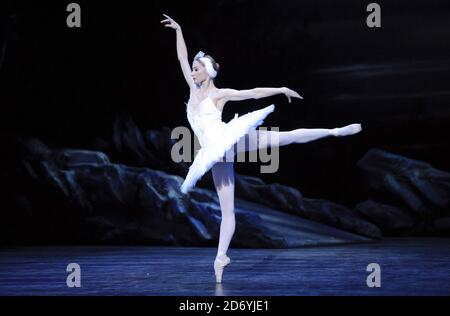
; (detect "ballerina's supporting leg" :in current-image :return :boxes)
[211,161,235,283]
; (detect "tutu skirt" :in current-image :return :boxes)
[180,103,275,193]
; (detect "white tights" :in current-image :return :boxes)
[211,124,361,257]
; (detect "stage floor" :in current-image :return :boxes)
[1,238,449,296]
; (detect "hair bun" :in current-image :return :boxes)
[216,63,220,71]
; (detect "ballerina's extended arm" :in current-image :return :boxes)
[217,87,303,104]
[160,14,195,90]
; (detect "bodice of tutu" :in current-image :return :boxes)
[186,96,227,148]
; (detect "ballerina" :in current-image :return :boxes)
[161,14,362,283]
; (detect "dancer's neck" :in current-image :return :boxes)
[197,79,216,95]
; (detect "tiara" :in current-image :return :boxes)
[194,51,205,60]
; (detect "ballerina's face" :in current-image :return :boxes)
[191,59,209,84]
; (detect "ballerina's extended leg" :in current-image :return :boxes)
[234,123,362,152]
[211,161,235,283]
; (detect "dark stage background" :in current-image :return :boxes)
[1,0,450,214]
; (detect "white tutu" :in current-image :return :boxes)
[180,96,275,194]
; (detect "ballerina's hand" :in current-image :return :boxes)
[281,87,303,103]
[160,14,180,30]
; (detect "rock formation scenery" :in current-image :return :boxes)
[2,113,449,247]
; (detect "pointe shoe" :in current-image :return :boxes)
[330,123,362,137]
[214,254,231,283]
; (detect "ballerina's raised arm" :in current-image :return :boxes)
[160,14,195,91]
